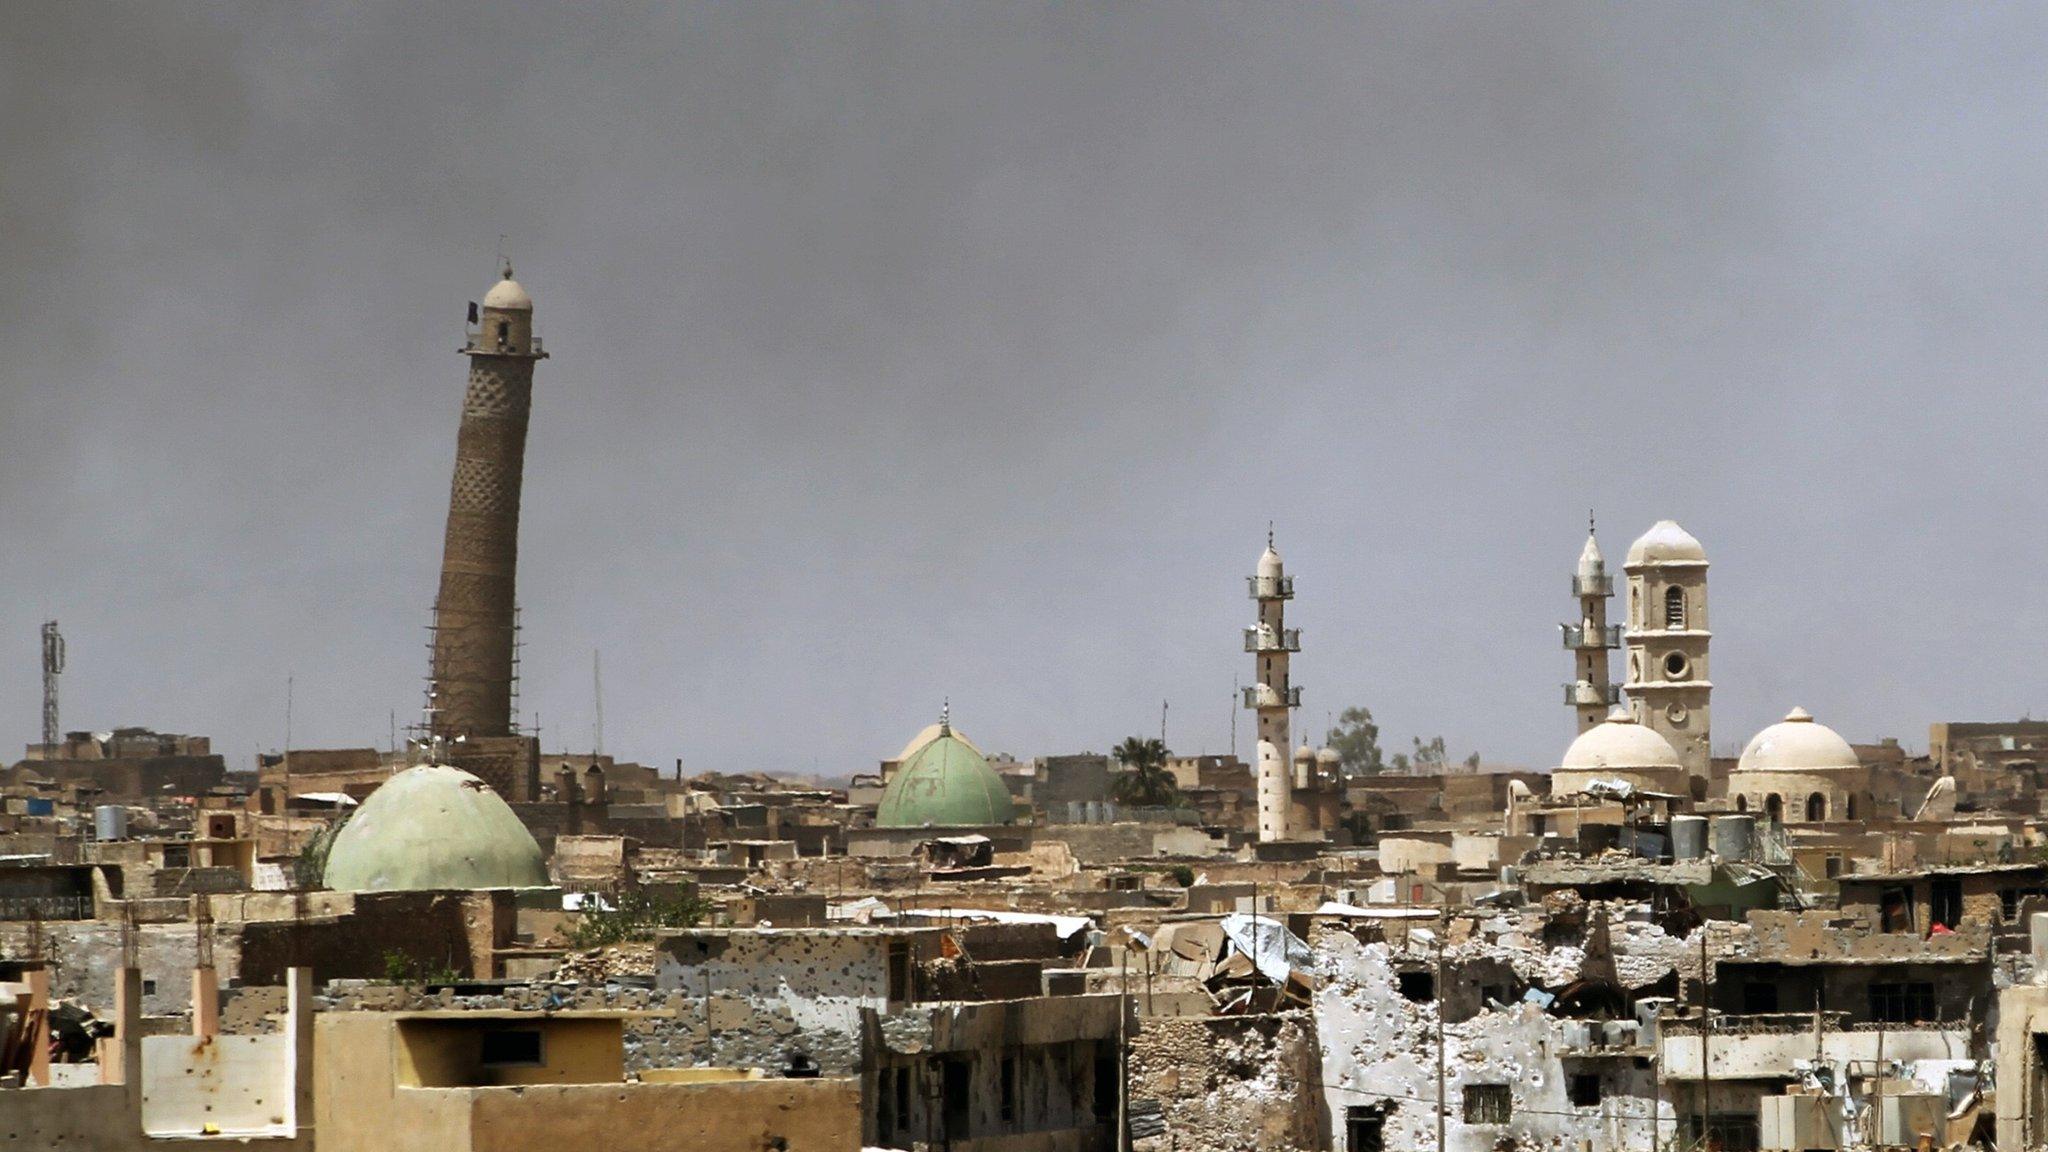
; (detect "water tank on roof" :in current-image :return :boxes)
[1712,814,1755,862]
[94,804,129,842]
[1671,815,1708,861]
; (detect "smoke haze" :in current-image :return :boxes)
[3,4,2045,772]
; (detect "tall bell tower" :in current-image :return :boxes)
[1623,520,1711,781]
[425,264,547,796]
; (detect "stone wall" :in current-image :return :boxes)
[238,890,511,985]
[1129,1012,1322,1152]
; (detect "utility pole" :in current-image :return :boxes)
[283,673,294,825]
[1118,946,1130,1152]
[593,650,605,758]
[1700,924,1713,1151]
[1229,676,1238,761]
[1435,928,1447,1152]
[1159,699,1168,747]
[39,621,63,753]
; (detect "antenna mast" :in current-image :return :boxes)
[1230,675,1238,760]
[592,650,604,757]
[39,621,64,753]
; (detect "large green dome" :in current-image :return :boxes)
[322,764,548,891]
[876,731,1017,828]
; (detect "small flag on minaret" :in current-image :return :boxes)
[467,301,479,325]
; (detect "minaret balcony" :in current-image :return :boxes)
[1573,574,1614,597]
[1243,627,1301,653]
[463,331,547,357]
[1560,624,1622,650]
[1246,575,1294,600]
[1563,681,1620,707]
[1243,684,1302,709]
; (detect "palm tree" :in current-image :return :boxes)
[1111,736,1180,808]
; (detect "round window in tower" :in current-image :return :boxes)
[1663,652,1690,681]
[1666,703,1689,727]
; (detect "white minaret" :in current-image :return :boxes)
[1562,517,1620,734]
[1243,528,1299,842]
[1624,520,1712,780]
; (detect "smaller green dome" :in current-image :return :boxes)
[322,764,548,892]
[877,733,1017,828]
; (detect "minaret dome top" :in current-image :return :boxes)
[482,264,533,311]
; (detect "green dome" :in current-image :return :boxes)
[876,733,1017,828]
[322,764,548,892]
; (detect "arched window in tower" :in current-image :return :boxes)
[497,320,510,347]
[1735,794,1748,813]
[1664,586,1686,629]
[1805,792,1827,822]
[1765,794,1783,824]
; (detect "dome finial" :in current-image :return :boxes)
[939,698,951,737]
[1589,508,1596,537]
[1267,520,1274,550]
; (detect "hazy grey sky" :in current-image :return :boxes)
[5,3,2046,776]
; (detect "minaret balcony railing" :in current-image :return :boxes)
[1243,627,1301,653]
[463,332,546,356]
[1247,575,1294,600]
[1573,574,1614,597]
[1243,684,1302,709]
[1560,624,1622,649]
[1563,681,1621,707]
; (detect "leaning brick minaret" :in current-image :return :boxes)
[425,264,546,793]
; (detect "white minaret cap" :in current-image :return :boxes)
[1578,530,1605,579]
[1257,544,1283,579]
[1293,740,1316,764]
[482,264,533,311]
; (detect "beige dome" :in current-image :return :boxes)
[1257,544,1283,578]
[1625,520,1705,567]
[482,268,532,311]
[1560,709,1683,772]
[1316,746,1342,766]
[1293,741,1316,764]
[1736,707,1857,772]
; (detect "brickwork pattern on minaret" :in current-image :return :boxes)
[429,342,537,740]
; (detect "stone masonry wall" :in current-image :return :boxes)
[1129,1011,1323,1152]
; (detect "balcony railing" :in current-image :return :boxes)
[463,332,547,356]
[1244,627,1301,653]
[1246,575,1294,600]
[1563,681,1620,707]
[1573,574,1614,597]
[1560,623,1622,649]
[1242,684,1302,709]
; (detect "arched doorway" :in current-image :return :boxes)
[1805,792,1826,822]
[1765,794,1783,824]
